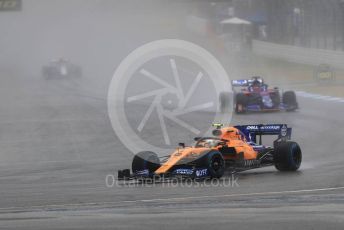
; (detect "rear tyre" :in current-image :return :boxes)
[204,151,225,178]
[283,91,298,111]
[274,142,302,171]
[235,93,248,114]
[132,151,160,175]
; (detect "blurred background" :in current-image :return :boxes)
[1,2,344,229]
[1,0,344,95]
[1,0,344,164]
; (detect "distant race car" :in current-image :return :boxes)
[220,76,298,113]
[42,58,82,79]
[118,123,302,180]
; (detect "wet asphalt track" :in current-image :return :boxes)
[0,75,344,230]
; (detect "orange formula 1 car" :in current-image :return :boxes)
[118,124,302,180]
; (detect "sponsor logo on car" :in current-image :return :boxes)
[174,168,194,175]
[246,125,259,130]
[195,168,208,177]
[135,169,149,176]
[232,79,248,86]
[261,125,280,130]
[244,160,259,167]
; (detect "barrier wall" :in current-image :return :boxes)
[252,40,344,69]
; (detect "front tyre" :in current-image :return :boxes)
[235,93,248,114]
[283,91,298,111]
[274,142,302,171]
[205,151,225,178]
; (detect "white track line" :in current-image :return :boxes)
[326,97,342,101]
[296,91,344,103]
[128,186,344,203]
[0,186,344,212]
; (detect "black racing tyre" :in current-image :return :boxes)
[274,142,302,171]
[235,93,248,114]
[132,151,160,175]
[219,92,231,113]
[203,151,225,178]
[283,91,298,111]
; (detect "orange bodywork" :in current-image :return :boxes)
[155,126,258,174]
[155,147,208,174]
[219,126,258,160]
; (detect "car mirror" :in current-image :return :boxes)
[194,137,201,141]
[178,143,185,148]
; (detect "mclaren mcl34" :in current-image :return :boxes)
[118,123,302,180]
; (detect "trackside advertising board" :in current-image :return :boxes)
[0,0,21,11]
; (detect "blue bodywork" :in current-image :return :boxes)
[231,78,298,113]
[245,103,296,112]
[235,124,292,144]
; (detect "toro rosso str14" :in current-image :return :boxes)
[220,77,299,113]
[118,123,302,180]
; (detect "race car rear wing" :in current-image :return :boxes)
[234,124,292,144]
[231,77,263,87]
[232,79,249,87]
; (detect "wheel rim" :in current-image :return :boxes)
[211,156,223,172]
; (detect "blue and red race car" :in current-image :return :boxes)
[220,77,298,113]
